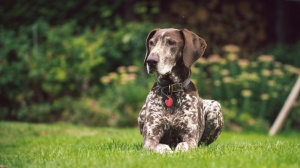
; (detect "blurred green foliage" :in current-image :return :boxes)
[191,46,299,130]
[0,17,299,130]
[257,43,300,68]
[0,20,168,124]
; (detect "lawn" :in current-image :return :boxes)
[0,122,299,168]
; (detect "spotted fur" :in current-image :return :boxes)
[138,28,224,153]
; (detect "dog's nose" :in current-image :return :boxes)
[147,55,158,67]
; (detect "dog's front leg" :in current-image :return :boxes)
[175,138,198,152]
[174,111,203,152]
[144,138,173,154]
[175,125,201,152]
[142,120,173,154]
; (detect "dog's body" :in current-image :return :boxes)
[138,28,223,153]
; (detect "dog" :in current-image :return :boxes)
[138,28,224,153]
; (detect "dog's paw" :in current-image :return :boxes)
[175,142,190,152]
[175,141,198,152]
[155,144,173,154]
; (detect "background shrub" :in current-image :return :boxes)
[256,43,300,68]
[1,19,299,130]
[191,45,299,130]
[0,20,168,123]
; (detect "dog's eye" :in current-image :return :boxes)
[166,39,176,46]
[149,40,155,46]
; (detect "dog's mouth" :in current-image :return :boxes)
[146,55,158,74]
[146,55,175,75]
[146,64,156,74]
[147,67,156,74]
[146,64,172,76]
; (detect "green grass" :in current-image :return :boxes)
[0,122,299,168]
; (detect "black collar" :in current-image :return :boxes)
[154,78,191,109]
[156,78,190,94]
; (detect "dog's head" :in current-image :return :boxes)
[144,28,207,75]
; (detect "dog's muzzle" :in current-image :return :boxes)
[146,55,158,73]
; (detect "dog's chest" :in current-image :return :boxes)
[145,90,200,127]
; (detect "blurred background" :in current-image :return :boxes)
[0,0,299,131]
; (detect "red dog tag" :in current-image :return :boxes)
[165,96,173,107]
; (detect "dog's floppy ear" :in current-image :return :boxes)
[144,28,159,66]
[180,29,207,69]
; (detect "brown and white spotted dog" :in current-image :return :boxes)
[138,28,224,154]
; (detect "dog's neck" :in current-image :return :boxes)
[156,61,190,86]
